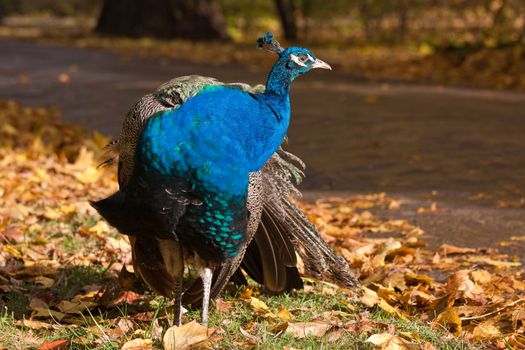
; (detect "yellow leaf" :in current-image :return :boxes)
[88,220,110,235]
[32,308,68,321]
[405,272,433,286]
[121,338,152,350]
[465,256,521,268]
[163,320,211,350]
[43,207,61,220]
[470,269,492,285]
[285,321,331,339]
[18,319,53,330]
[435,307,462,336]
[250,297,275,317]
[277,307,292,321]
[361,287,380,307]
[366,333,415,349]
[56,300,96,314]
[14,260,59,277]
[74,167,101,184]
[3,244,22,258]
[378,299,409,320]
[472,319,501,340]
[239,287,253,300]
[33,276,55,288]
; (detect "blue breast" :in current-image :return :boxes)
[138,85,290,196]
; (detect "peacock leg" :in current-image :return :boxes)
[200,266,213,327]
[173,275,183,326]
[157,239,185,326]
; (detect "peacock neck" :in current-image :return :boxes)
[264,62,292,98]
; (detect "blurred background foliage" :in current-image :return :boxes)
[1,0,524,47]
[0,0,524,89]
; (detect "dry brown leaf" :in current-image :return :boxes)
[32,308,69,321]
[33,276,55,288]
[121,338,153,350]
[38,339,69,350]
[57,73,70,84]
[361,287,380,307]
[377,299,409,320]
[18,319,54,330]
[163,320,211,350]
[439,244,476,255]
[277,307,293,321]
[435,307,462,336]
[366,333,415,349]
[248,296,271,315]
[465,256,522,268]
[56,300,97,314]
[472,319,501,340]
[215,298,231,313]
[469,269,492,285]
[285,321,332,339]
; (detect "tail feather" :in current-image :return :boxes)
[130,236,176,297]
[261,149,358,289]
[97,138,120,169]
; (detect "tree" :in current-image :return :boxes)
[274,0,298,41]
[95,0,230,41]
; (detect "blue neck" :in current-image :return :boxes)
[264,61,291,97]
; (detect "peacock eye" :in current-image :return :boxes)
[298,54,308,63]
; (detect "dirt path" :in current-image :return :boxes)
[1,39,524,256]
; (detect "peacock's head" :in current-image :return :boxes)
[257,32,331,81]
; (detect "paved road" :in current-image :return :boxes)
[1,39,524,255]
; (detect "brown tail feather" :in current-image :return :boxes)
[130,236,176,297]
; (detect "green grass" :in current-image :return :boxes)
[180,284,476,350]
[0,279,478,350]
[51,265,107,300]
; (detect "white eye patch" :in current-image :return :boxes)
[306,54,315,62]
[290,53,307,67]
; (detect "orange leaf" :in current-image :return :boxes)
[38,339,69,350]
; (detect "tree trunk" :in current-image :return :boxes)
[359,0,371,39]
[397,0,410,42]
[274,0,298,41]
[96,0,229,41]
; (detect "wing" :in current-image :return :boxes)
[99,75,264,187]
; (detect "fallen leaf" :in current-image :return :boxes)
[18,319,53,330]
[32,308,68,321]
[285,321,332,339]
[215,298,231,313]
[366,333,415,349]
[38,339,69,350]
[33,276,55,288]
[361,287,380,307]
[439,244,476,255]
[248,296,270,314]
[163,320,211,350]
[435,307,462,336]
[121,338,152,350]
[56,300,97,314]
[277,307,293,321]
[57,73,70,84]
[472,319,501,340]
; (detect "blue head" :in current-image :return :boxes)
[257,32,331,94]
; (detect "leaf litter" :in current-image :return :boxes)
[0,100,523,349]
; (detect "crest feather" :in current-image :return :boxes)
[257,32,284,55]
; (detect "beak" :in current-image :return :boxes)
[312,58,332,70]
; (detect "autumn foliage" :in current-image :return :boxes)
[0,100,524,349]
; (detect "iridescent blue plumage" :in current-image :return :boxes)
[140,85,290,196]
[92,32,332,326]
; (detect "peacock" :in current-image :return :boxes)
[92,33,357,326]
